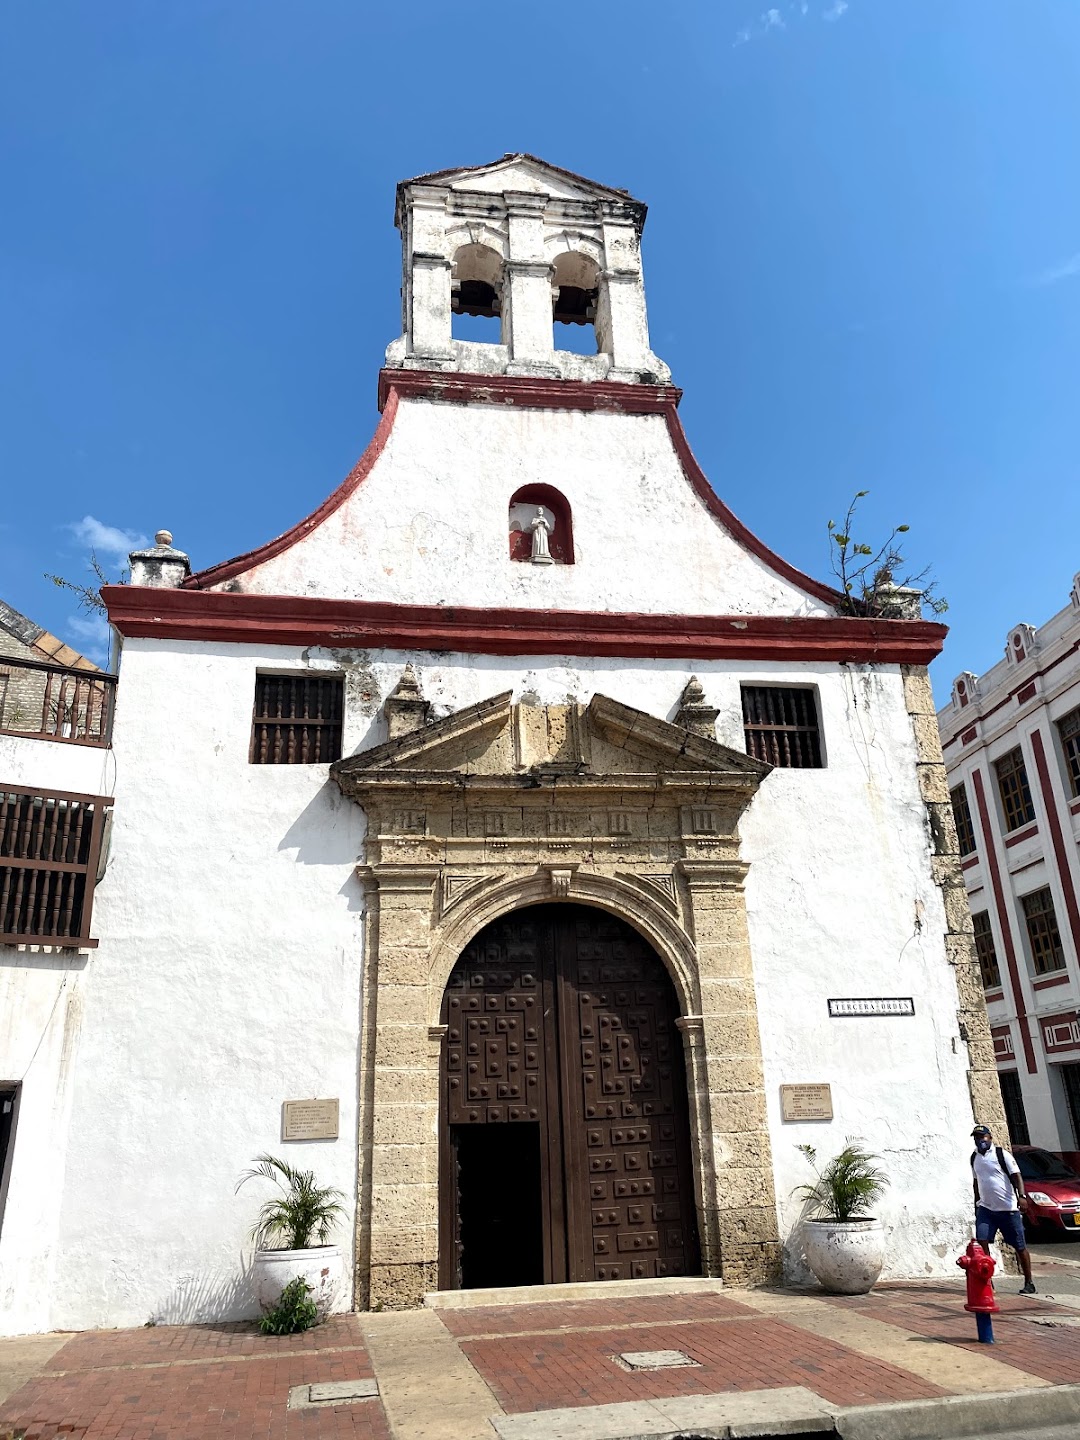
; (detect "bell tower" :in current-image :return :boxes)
[385,153,671,386]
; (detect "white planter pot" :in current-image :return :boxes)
[252,1245,345,1318]
[801,1218,885,1295]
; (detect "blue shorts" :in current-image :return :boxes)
[976,1205,1027,1251]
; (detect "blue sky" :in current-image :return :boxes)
[3,1,1079,701]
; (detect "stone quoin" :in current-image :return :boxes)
[0,154,998,1332]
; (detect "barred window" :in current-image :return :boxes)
[998,1071,1030,1148]
[951,784,977,857]
[994,747,1035,832]
[250,674,344,765]
[1022,887,1066,976]
[741,687,823,769]
[1058,708,1080,799]
[0,786,109,946]
[972,910,1001,990]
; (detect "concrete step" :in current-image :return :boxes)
[423,1275,725,1310]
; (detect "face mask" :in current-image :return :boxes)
[976,1139,992,1153]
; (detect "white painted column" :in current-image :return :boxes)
[503,193,557,377]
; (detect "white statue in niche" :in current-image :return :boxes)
[529,507,554,565]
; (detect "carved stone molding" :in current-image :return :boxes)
[332,688,781,1308]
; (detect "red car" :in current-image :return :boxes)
[1013,1146,1080,1236]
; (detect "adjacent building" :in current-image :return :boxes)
[2,156,1003,1334]
[939,582,1080,1159]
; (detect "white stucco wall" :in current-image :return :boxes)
[1,636,976,1332]
[0,732,115,1332]
[209,399,832,620]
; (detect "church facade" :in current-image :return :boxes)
[1,157,1002,1332]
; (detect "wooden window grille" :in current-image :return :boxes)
[994,747,1035,832]
[1058,707,1080,799]
[951,784,976,857]
[250,674,344,765]
[741,686,823,768]
[0,786,109,947]
[997,1070,1030,1148]
[972,910,1001,990]
[1021,887,1065,976]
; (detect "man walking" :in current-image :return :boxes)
[971,1124,1036,1295]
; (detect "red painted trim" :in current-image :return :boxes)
[961,854,979,871]
[1004,823,1039,848]
[185,369,852,612]
[1033,973,1070,990]
[1016,681,1037,705]
[377,371,848,607]
[1069,797,1080,817]
[1030,727,1080,962]
[101,587,947,663]
[942,637,1080,750]
[972,767,1038,1073]
[961,726,978,746]
[376,368,677,416]
[182,389,400,591]
[985,989,1005,1003]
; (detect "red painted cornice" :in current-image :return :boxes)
[182,369,847,610]
[102,586,947,664]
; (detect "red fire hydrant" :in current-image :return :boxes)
[957,1239,999,1343]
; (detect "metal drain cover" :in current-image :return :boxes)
[617,1349,699,1370]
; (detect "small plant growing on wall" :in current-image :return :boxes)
[258,1275,319,1335]
[828,492,947,619]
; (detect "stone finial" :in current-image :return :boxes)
[384,664,432,739]
[128,530,191,589]
[675,676,720,739]
[873,583,923,620]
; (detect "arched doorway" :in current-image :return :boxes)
[438,903,700,1290]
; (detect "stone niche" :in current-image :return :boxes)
[330,680,781,1309]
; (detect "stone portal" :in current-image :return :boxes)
[331,683,782,1309]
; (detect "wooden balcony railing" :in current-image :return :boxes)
[0,785,111,948]
[0,655,116,747]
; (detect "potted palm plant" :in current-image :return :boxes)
[237,1154,347,1319]
[794,1140,888,1294]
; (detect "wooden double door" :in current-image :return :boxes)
[439,904,699,1290]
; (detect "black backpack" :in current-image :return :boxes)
[970,1146,1010,1182]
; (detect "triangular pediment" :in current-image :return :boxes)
[330,691,769,798]
[401,153,640,206]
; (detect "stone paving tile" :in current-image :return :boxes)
[438,1291,751,1339]
[459,1314,945,1413]
[0,1323,388,1440]
[822,1284,1080,1389]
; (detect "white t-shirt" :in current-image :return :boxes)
[973,1147,1021,1211]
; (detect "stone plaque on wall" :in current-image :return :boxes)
[282,1098,340,1141]
[780,1084,833,1122]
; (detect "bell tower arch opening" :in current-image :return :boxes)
[438,902,700,1292]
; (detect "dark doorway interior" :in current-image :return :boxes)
[1061,1064,1080,1148]
[0,1085,20,1239]
[455,1122,544,1290]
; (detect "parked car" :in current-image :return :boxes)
[1013,1146,1080,1236]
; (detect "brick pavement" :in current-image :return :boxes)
[451,1308,945,1413]
[0,1316,390,1440]
[3,1278,1079,1440]
[822,1283,1080,1388]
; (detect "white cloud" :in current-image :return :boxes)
[734,0,848,45]
[68,515,149,566]
[1032,252,1080,287]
